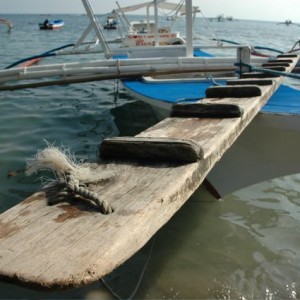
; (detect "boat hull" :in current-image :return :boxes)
[122,78,300,116]
[39,20,64,30]
[103,25,117,30]
[123,32,184,47]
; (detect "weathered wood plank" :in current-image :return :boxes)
[261,63,290,67]
[241,72,280,78]
[227,79,274,86]
[100,137,203,163]
[205,85,262,98]
[170,103,243,118]
[269,59,293,63]
[277,54,298,58]
[0,55,298,290]
[259,66,287,71]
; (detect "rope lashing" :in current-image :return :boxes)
[44,170,114,214]
[26,144,114,214]
[235,62,300,80]
[64,171,114,214]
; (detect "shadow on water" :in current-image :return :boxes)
[110,100,161,137]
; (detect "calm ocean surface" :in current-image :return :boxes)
[0,13,300,299]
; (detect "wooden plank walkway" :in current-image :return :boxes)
[0,54,298,289]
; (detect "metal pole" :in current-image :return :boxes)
[185,0,193,57]
[154,0,159,46]
[81,0,111,58]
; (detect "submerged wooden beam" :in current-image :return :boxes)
[0,55,298,290]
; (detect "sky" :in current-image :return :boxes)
[1,0,300,23]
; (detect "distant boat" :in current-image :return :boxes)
[278,19,292,26]
[111,1,200,47]
[209,14,233,22]
[39,19,64,30]
[277,20,300,27]
[103,16,117,30]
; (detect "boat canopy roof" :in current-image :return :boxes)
[113,0,200,15]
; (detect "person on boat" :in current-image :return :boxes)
[105,17,116,28]
[43,19,49,28]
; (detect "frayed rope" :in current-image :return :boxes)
[26,142,114,214]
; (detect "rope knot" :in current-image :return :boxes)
[26,144,114,214]
[63,170,114,214]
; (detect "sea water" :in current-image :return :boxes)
[0,14,299,299]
